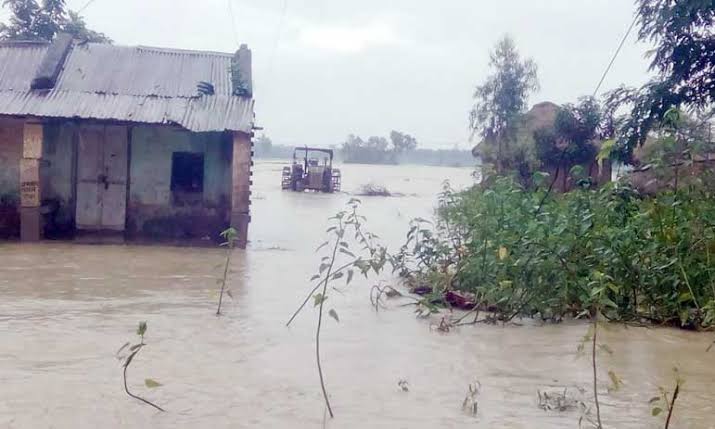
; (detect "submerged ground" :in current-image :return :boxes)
[0,161,713,428]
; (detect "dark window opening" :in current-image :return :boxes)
[171,152,204,205]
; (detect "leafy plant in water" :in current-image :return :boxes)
[397,173,715,329]
[287,199,390,418]
[649,368,683,429]
[216,227,237,316]
[462,381,481,416]
[116,321,165,412]
[537,387,584,412]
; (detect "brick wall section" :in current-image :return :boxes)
[231,131,252,248]
[0,118,23,201]
[0,118,23,237]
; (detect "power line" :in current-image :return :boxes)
[593,14,639,97]
[227,0,240,48]
[76,0,98,14]
[266,0,289,80]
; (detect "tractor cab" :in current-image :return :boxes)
[282,147,341,193]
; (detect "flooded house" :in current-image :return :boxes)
[0,34,254,247]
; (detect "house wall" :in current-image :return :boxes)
[0,117,23,237]
[41,121,77,236]
[127,125,232,240]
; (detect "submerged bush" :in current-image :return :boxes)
[397,177,715,329]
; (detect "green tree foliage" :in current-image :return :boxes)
[396,177,715,329]
[0,0,111,42]
[470,35,539,174]
[534,97,603,168]
[606,0,714,162]
[389,130,417,154]
[341,131,418,164]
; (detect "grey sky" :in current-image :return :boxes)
[3,1,653,148]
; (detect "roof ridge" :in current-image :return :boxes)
[134,45,233,57]
[0,40,49,47]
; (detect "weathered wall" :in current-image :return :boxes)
[41,121,77,236]
[127,125,232,240]
[0,117,22,237]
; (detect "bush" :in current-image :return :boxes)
[396,177,715,328]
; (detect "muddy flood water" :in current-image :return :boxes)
[1,161,713,428]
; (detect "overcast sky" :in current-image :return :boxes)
[3,1,653,148]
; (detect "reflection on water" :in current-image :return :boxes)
[0,161,713,428]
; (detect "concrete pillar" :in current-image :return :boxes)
[231,131,253,248]
[20,122,43,241]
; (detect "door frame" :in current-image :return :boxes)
[73,122,130,232]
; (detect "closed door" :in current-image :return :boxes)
[76,125,128,231]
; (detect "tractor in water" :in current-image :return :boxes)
[281,147,341,193]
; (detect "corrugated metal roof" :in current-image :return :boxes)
[0,41,253,132]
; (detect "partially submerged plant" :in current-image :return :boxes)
[369,283,402,312]
[536,388,584,412]
[462,381,481,416]
[358,183,391,197]
[287,199,390,418]
[116,321,165,412]
[216,227,238,316]
[649,368,683,429]
[575,277,625,429]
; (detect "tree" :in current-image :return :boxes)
[606,0,714,162]
[532,97,605,190]
[470,35,539,174]
[389,130,418,154]
[0,0,111,43]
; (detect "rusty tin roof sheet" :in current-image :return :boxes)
[0,41,253,133]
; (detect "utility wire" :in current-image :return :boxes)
[266,0,289,80]
[227,0,240,48]
[593,14,639,97]
[76,0,98,14]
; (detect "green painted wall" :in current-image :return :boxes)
[128,125,232,239]
[0,118,22,204]
[0,118,22,237]
[42,121,77,234]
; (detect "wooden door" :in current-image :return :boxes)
[75,125,128,231]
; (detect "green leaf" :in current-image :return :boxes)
[677,292,693,303]
[332,272,344,280]
[346,269,354,285]
[316,241,329,252]
[679,309,691,326]
[310,274,321,281]
[652,407,663,416]
[313,293,327,307]
[339,248,356,258]
[648,396,661,404]
[136,321,147,337]
[144,378,162,388]
[598,344,614,355]
[328,309,339,322]
[597,139,616,168]
[319,263,330,273]
[226,289,233,299]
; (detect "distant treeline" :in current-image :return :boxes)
[253,133,475,167]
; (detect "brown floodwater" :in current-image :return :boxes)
[0,161,713,428]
